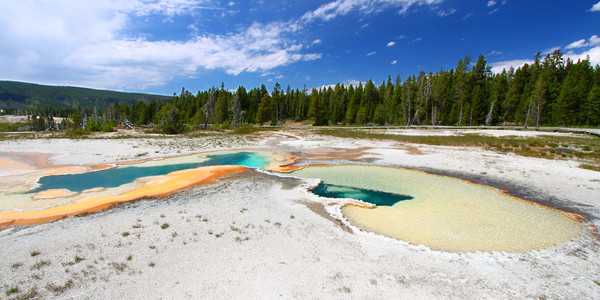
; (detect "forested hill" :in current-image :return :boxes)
[0,81,172,112]
[2,50,600,134]
[151,51,599,133]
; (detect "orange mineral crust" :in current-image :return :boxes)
[0,165,246,228]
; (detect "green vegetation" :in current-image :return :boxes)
[0,122,27,132]
[160,223,169,229]
[0,80,170,111]
[2,50,598,135]
[128,51,600,131]
[30,250,40,257]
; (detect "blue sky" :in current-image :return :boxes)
[1,0,599,95]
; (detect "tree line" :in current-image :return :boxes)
[15,50,600,133]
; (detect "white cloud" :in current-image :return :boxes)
[489,59,533,73]
[564,46,600,66]
[312,39,322,45]
[491,36,600,74]
[391,60,398,64]
[301,0,444,22]
[315,79,365,90]
[367,51,376,56]
[590,1,600,12]
[0,0,321,90]
[462,12,473,20]
[565,39,588,49]
[0,0,446,91]
[489,8,499,14]
[487,1,496,6]
[387,41,396,47]
[542,46,561,55]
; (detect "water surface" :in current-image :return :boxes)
[310,182,412,206]
[292,165,581,253]
[31,152,271,193]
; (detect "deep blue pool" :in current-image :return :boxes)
[310,182,412,206]
[31,152,271,193]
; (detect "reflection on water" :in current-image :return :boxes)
[31,152,271,193]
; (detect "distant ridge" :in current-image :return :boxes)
[0,81,172,110]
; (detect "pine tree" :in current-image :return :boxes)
[256,94,271,125]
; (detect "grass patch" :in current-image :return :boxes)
[31,260,51,270]
[45,279,73,295]
[230,126,279,135]
[160,223,169,229]
[11,262,23,269]
[580,164,600,172]
[109,262,127,272]
[14,287,39,300]
[148,262,155,267]
[30,250,41,257]
[6,286,19,296]
[121,231,130,237]
[317,129,600,163]
[0,122,27,132]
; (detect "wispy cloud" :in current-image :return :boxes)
[387,41,396,47]
[408,37,422,44]
[391,60,398,64]
[437,8,456,17]
[487,1,496,7]
[367,51,377,56]
[463,12,473,20]
[590,1,600,12]
[301,0,444,22]
[489,8,499,14]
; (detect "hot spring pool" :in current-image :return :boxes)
[31,151,272,193]
[291,165,581,253]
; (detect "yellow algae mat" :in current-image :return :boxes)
[291,165,581,253]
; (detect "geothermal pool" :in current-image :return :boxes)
[0,150,583,253]
[31,152,272,193]
[292,165,582,253]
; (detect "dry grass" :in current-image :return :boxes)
[317,129,600,167]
